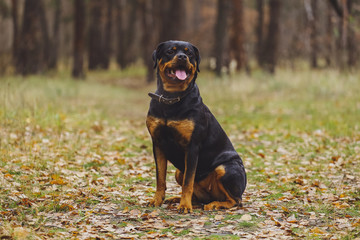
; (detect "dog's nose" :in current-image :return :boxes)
[177,53,188,62]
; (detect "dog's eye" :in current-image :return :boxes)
[167,50,175,55]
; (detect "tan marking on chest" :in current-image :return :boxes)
[167,119,195,143]
[146,116,195,143]
[146,115,165,137]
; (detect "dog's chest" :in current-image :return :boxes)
[146,115,194,147]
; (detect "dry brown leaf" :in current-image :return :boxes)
[129,209,141,217]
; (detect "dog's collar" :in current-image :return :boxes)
[148,93,181,105]
[148,88,193,105]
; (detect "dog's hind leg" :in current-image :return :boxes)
[203,162,246,210]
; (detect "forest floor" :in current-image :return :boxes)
[0,68,360,239]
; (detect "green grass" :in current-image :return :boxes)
[238,221,256,228]
[0,67,359,239]
[201,69,360,137]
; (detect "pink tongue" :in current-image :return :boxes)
[175,70,187,80]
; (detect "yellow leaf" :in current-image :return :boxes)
[311,227,325,234]
[117,158,126,165]
[281,206,289,213]
[59,204,75,212]
[352,219,360,227]
[4,173,12,178]
[50,174,67,185]
[13,227,30,239]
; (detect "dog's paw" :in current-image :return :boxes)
[204,200,234,211]
[177,199,193,213]
[204,202,224,211]
[177,204,192,213]
[164,196,181,204]
[204,203,216,211]
[147,196,164,207]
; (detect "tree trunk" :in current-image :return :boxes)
[16,0,44,75]
[140,0,155,83]
[103,0,114,69]
[230,0,246,71]
[116,0,126,69]
[72,0,86,79]
[346,29,356,67]
[325,1,333,67]
[124,0,138,67]
[328,0,343,18]
[256,0,264,67]
[88,0,104,70]
[48,0,61,70]
[305,0,318,68]
[346,0,357,67]
[11,0,19,63]
[328,0,358,68]
[159,0,185,42]
[262,0,282,74]
[152,0,161,43]
[38,0,50,70]
[193,0,201,32]
[116,0,138,68]
[214,0,230,76]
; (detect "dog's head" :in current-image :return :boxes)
[152,41,201,92]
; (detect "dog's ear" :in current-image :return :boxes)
[152,42,165,69]
[192,44,201,72]
[152,50,157,69]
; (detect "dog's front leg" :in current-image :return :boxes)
[149,145,167,207]
[178,146,198,213]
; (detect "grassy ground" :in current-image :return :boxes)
[0,67,359,239]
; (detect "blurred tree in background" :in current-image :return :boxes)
[15,0,44,75]
[0,0,359,78]
[72,0,85,79]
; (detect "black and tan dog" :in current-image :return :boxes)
[146,40,246,213]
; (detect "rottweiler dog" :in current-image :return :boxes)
[146,40,246,213]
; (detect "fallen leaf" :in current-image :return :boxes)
[287,214,297,223]
[129,209,141,218]
[149,210,159,218]
[240,214,252,221]
[214,214,224,221]
[281,206,289,213]
[13,227,30,239]
[311,227,325,234]
[50,174,67,185]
